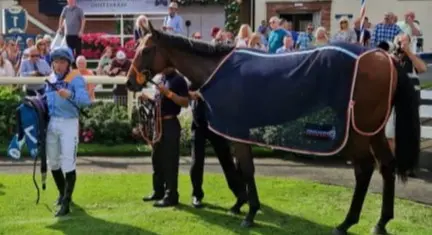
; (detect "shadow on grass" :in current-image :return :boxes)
[0,183,4,196]
[46,204,159,235]
[178,203,350,235]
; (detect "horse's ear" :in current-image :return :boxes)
[148,21,155,33]
[148,21,160,40]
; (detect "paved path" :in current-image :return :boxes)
[1,156,431,205]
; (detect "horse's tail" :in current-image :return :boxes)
[393,62,420,182]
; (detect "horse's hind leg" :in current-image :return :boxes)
[232,142,260,227]
[370,131,395,235]
[333,137,375,235]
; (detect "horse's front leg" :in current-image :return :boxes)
[232,142,261,228]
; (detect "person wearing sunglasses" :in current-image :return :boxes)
[332,17,357,44]
[19,46,51,96]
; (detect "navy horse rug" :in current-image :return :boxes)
[199,42,368,155]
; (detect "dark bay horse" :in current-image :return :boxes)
[126,24,420,235]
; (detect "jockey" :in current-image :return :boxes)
[46,46,91,217]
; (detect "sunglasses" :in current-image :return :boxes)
[30,54,40,57]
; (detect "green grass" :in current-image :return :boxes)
[0,174,431,235]
[0,143,277,157]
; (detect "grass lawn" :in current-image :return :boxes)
[0,174,431,235]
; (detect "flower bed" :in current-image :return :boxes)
[81,33,136,59]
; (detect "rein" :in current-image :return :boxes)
[135,94,162,146]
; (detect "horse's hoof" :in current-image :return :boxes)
[240,219,253,228]
[332,228,348,235]
[371,226,389,235]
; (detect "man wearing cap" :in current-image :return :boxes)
[108,50,131,105]
[162,2,183,34]
[46,46,91,217]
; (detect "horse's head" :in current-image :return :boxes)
[126,22,169,91]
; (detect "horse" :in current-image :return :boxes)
[125,23,420,235]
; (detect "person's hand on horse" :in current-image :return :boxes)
[188,91,200,100]
[57,89,71,99]
[157,84,172,97]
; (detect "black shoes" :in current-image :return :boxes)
[191,196,203,208]
[142,193,164,202]
[153,197,179,207]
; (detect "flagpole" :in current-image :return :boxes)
[359,0,366,45]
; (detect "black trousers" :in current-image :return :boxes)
[151,118,181,200]
[190,122,245,199]
[65,35,82,62]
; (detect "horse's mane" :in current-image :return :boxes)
[155,30,234,57]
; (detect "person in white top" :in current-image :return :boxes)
[0,56,15,76]
[235,24,252,48]
[396,11,421,53]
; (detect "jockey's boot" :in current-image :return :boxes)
[51,169,65,206]
[55,170,76,217]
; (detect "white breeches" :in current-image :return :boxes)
[46,117,79,173]
[385,108,395,139]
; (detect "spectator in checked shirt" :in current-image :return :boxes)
[296,23,315,50]
[370,12,402,47]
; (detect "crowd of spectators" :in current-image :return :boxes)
[0,3,425,104]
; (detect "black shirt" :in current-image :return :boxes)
[156,72,188,116]
[354,28,371,46]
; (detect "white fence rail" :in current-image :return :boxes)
[420,90,432,138]
[2,76,432,139]
[0,76,142,119]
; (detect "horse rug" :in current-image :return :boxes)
[8,96,49,160]
[199,42,368,155]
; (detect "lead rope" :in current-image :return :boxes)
[32,154,40,204]
[136,96,162,146]
[351,49,395,136]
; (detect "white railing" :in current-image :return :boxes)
[0,76,143,119]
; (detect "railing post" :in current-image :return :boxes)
[120,14,124,47]
[127,90,134,120]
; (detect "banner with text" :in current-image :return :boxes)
[77,0,170,14]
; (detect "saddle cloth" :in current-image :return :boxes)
[8,96,48,159]
[200,42,368,155]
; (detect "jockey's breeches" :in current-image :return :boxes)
[45,117,79,173]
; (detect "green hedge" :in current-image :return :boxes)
[0,86,279,157]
